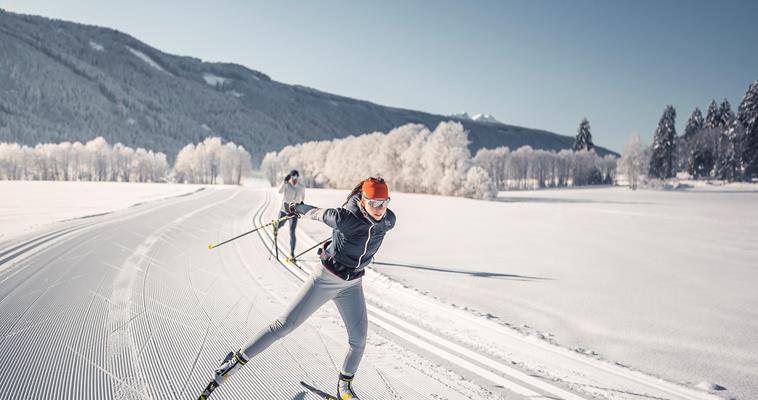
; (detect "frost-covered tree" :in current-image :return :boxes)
[376,124,424,192]
[617,133,647,189]
[219,143,252,185]
[86,137,110,181]
[459,166,497,199]
[398,127,432,193]
[649,105,677,179]
[737,80,758,179]
[421,121,472,196]
[258,121,615,197]
[573,118,595,151]
[473,146,510,189]
[172,137,251,184]
[0,137,171,182]
[174,143,197,183]
[258,122,498,199]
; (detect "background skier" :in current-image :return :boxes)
[277,169,305,259]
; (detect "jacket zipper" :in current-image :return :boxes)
[356,222,375,269]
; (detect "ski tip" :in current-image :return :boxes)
[207,244,213,250]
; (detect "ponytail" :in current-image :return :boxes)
[343,180,365,207]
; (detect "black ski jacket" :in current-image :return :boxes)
[295,195,395,274]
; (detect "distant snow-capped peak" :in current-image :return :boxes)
[472,113,501,124]
[449,112,501,124]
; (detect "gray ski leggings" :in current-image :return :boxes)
[277,209,298,256]
[241,263,368,375]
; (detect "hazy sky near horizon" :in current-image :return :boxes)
[4,0,758,152]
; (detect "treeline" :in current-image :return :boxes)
[0,136,252,185]
[261,121,616,200]
[621,80,758,186]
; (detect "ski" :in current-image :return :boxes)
[300,381,338,400]
[197,380,219,400]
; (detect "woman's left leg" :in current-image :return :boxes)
[333,281,368,375]
[333,281,368,399]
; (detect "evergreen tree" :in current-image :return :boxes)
[649,105,677,179]
[719,98,735,127]
[705,100,720,129]
[683,108,704,139]
[677,108,704,173]
[737,80,758,179]
[715,120,738,181]
[573,118,594,151]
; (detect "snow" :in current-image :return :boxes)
[449,111,502,124]
[290,185,758,400]
[0,181,212,241]
[88,40,104,51]
[227,90,243,97]
[472,113,501,124]
[202,73,228,86]
[4,179,755,399]
[667,179,758,192]
[125,46,167,73]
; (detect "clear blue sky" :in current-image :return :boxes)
[4,0,758,152]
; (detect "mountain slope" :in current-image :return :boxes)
[0,10,617,163]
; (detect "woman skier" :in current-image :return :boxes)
[277,169,306,259]
[199,177,396,400]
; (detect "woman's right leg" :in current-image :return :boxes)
[200,267,343,399]
[241,271,333,358]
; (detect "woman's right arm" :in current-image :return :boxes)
[292,203,343,229]
[278,174,291,194]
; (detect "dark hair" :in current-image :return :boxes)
[344,180,365,206]
[289,169,300,177]
[343,177,385,206]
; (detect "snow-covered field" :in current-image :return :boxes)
[0,181,211,241]
[294,184,758,400]
[2,179,756,399]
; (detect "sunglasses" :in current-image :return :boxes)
[365,198,391,208]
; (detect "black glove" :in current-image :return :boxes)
[283,174,291,183]
[285,202,299,216]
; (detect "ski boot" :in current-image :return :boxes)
[198,350,248,399]
[337,373,360,400]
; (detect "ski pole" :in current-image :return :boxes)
[286,237,330,263]
[208,215,296,250]
[272,219,280,260]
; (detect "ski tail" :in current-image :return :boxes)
[300,381,338,400]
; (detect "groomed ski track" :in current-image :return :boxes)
[0,183,724,400]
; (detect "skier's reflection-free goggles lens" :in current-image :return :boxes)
[365,198,391,208]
